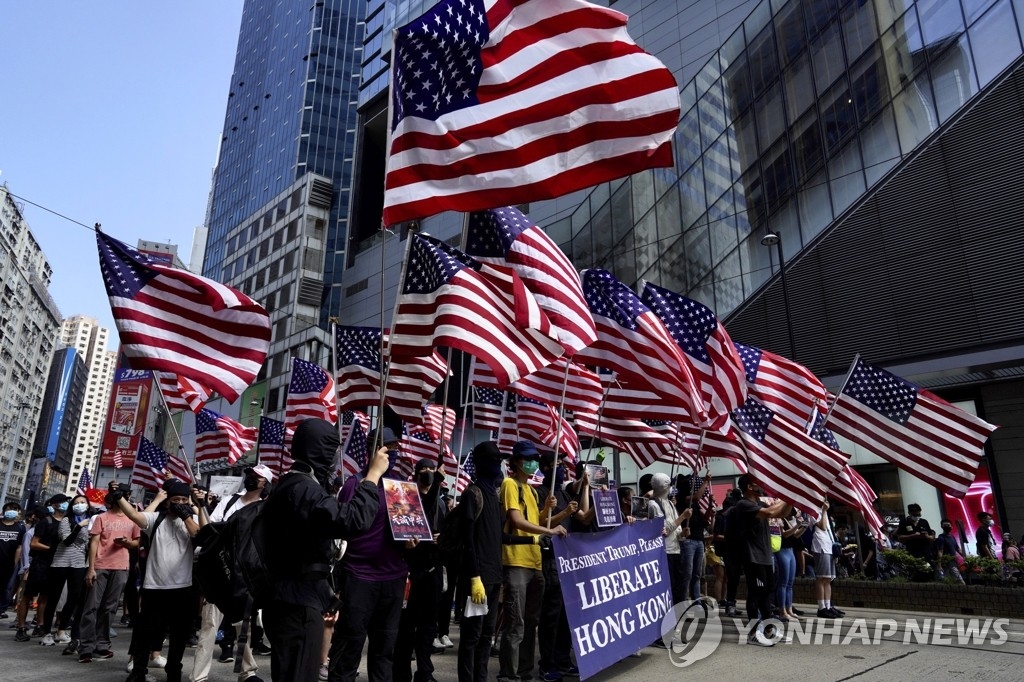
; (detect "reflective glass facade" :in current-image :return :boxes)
[204,0,365,324]
[552,0,1024,318]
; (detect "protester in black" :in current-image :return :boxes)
[457,441,506,682]
[732,475,790,647]
[897,504,932,558]
[976,512,997,558]
[262,418,389,682]
[0,502,25,620]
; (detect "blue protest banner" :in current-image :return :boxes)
[552,519,671,679]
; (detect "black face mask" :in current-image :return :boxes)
[417,471,433,487]
[243,475,262,492]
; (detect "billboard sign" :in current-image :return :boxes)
[46,349,79,461]
[100,368,153,468]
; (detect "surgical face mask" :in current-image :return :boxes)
[46,506,54,514]
[387,448,400,470]
[942,525,952,532]
[521,460,540,475]
[72,503,88,515]
[3,511,17,521]
[57,502,69,512]
[987,519,995,527]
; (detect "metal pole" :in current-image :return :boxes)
[1,403,29,504]
[775,239,797,362]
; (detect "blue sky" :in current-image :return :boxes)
[0,2,244,341]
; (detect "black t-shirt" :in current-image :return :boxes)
[899,516,932,557]
[0,521,26,565]
[30,517,60,562]
[460,484,503,586]
[733,498,772,566]
[935,532,959,557]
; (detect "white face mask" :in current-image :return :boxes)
[72,503,89,515]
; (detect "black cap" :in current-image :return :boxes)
[367,427,400,447]
[414,458,436,472]
[511,440,540,459]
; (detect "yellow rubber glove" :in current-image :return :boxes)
[470,576,487,604]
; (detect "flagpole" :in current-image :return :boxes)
[494,389,509,448]
[153,384,198,485]
[374,232,416,453]
[434,214,472,466]
[546,360,572,527]
[814,353,861,433]
[590,374,614,464]
[668,426,687,481]
[329,318,346,451]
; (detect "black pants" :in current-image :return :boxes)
[667,553,685,605]
[43,566,86,633]
[457,580,500,682]
[130,587,194,680]
[394,570,441,682]
[438,561,458,637]
[330,574,405,682]
[744,562,773,623]
[538,553,572,672]
[264,601,324,682]
[124,555,140,623]
[725,550,743,603]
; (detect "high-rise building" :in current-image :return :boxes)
[27,347,88,499]
[0,185,62,503]
[58,315,117,495]
[201,0,367,426]
[342,0,1024,537]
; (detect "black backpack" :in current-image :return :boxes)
[194,500,271,622]
[436,485,483,556]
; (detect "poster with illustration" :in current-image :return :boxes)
[383,479,434,541]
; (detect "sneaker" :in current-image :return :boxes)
[792,608,806,616]
[30,626,45,637]
[63,639,80,655]
[54,631,72,644]
[440,634,454,648]
[95,649,115,659]
[816,608,838,619]
[188,634,199,647]
[725,606,739,618]
[150,655,167,668]
[0,611,7,619]
[831,607,846,617]
[40,633,56,646]
[747,635,775,647]
[252,641,272,656]
[540,670,562,682]
[219,646,234,663]
[79,653,93,663]
[120,615,131,626]
[15,628,30,642]
[126,660,133,673]
[432,638,446,649]
[110,627,118,638]
[318,664,329,680]
[558,665,580,677]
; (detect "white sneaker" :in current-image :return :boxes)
[432,638,445,649]
[53,632,72,644]
[150,655,167,668]
[440,635,454,648]
[40,633,55,646]
[126,660,133,673]
[109,627,118,638]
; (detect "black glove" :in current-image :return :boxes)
[170,503,194,521]
[108,489,124,504]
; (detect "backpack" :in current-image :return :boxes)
[194,500,271,622]
[436,485,483,556]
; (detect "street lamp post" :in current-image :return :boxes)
[761,231,797,361]
[1,402,30,504]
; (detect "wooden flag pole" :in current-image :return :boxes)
[814,353,861,433]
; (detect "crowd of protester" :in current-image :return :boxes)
[1,417,1019,680]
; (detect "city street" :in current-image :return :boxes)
[1,605,1022,681]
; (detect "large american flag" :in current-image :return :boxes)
[340,412,371,479]
[257,416,292,479]
[730,398,848,516]
[75,468,92,496]
[807,412,885,535]
[575,269,708,425]
[334,325,450,422]
[469,356,602,415]
[97,231,270,403]
[132,437,191,490]
[389,234,564,387]
[826,358,997,496]
[335,325,384,411]
[573,411,679,468]
[456,454,475,494]
[285,358,338,431]
[156,372,211,413]
[465,207,596,355]
[514,395,579,461]
[601,376,702,422]
[472,386,505,431]
[195,408,258,467]
[402,405,460,476]
[734,342,826,429]
[640,283,746,431]
[382,0,680,224]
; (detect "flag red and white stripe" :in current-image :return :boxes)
[195,409,258,467]
[97,231,270,403]
[515,396,579,462]
[734,343,827,428]
[285,358,338,431]
[388,352,450,424]
[573,411,678,468]
[382,0,681,224]
[831,465,885,537]
[470,357,602,415]
[156,372,211,413]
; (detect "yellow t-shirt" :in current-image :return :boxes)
[500,477,541,570]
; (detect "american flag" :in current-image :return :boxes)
[640,283,747,431]
[156,372,211,413]
[496,391,520,453]
[388,352,450,425]
[195,408,258,468]
[465,207,596,355]
[257,416,292,479]
[389,234,564,387]
[382,0,680,224]
[285,358,338,431]
[472,386,505,431]
[76,468,92,496]
[807,412,885,534]
[97,231,270,403]
[574,269,708,426]
[826,358,997,496]
[132,438,192,490]
[730,398,848,516]
[734,342,826,429]
[470,356,602,415]
[673,422,749,472]
[514,395,579,462]
[340,411,372,478]
[601,376,703,422]
[456,454,475,494]
[573,411,678,468]
[402,405,460,477]
[335,325,383,411]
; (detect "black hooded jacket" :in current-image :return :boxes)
[263,418,380,610]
